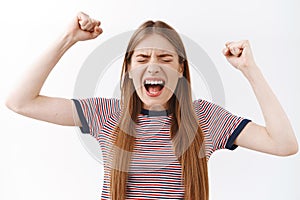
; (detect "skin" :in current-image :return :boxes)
[128,34,183,111]
[5,12,298,156]
[223,41,298,155]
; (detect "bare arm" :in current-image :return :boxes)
[223,40,298,156]
[5,12,103,126]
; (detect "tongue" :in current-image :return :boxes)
[148,85,161,93]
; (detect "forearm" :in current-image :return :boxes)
[6,33,75,109]
[243,65,298,149]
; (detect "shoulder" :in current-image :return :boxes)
[103,97,121,110]
[192,98,216,113]
[192,99,230,124]
[88,97,121,110]
[72,97,122,119]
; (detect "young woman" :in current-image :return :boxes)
[5,12,298,200]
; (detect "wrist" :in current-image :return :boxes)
[60,32,77,48]
[242,64,261,82]
[243,65,263,85]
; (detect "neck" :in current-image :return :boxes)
[141,108,171,116]
[142,103,168,111]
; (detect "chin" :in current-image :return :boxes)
[136,87,174,110]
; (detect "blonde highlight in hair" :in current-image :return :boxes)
[110,21,209,200]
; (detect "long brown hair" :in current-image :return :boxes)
[110,21,209,200]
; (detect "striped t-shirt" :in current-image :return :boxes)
[72,98,250,199]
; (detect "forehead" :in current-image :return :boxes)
[133,34,177,54]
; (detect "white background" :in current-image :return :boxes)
[1,0,299,199]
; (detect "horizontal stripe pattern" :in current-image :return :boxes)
[193,99,245,156]
[74,97,247,199]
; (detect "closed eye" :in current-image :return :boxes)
[136,54,150,63]
[159,54,173,63]
[134,53,174,63]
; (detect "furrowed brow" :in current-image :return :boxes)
[158,54,174,58]
[136,54,150,58]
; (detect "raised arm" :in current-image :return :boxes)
[223,40,298,156]
[5,12,102,126]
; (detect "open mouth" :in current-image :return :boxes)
[143,79,165,96]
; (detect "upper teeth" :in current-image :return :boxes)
[145,80,164,85]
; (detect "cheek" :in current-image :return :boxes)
[165,79,178,93]
[163,67,181,91]
[128,65,147,89]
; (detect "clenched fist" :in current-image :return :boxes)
[66,12,103,43]
[223,40,257,73]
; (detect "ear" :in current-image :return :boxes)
[178,64,184,78]
[128,71,133,79]
[128,64,133,79]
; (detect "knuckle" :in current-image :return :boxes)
[78,11,87,18]
[82,19,89,25]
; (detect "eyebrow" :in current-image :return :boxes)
[135,53,174,58]
[135,54,150,57]
[157,53,174,58]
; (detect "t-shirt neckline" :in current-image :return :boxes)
[140,108,172,116]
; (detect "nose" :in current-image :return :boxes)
[147,64,161,75]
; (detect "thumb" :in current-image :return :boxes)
[91,26,103,38]
[222,47,231,57]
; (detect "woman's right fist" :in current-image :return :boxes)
[67,12,103,43]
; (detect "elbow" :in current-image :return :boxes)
[5,96,24,114]
[277,139,298,157]
[288,141,298,155]
[5,97,14,111]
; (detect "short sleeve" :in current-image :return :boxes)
[193,99,251,152]
[71,97,121,139]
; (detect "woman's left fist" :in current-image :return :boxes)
[223,40,257,71]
